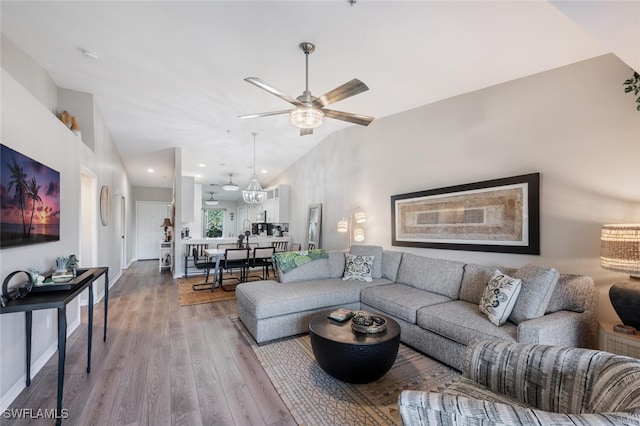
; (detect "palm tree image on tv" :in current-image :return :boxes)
[1,144,60,248]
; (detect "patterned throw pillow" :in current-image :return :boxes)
[479,270,522,326]
[342,253,374,283]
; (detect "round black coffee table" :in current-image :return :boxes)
[309,311,400,383]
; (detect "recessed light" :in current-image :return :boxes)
[195,174,201,178]
[147,168,154,173]
[261,169,268,174]
[198,163,206,168]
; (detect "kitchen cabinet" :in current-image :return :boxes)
[262,184,289,223]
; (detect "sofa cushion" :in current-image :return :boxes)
[236,278,389,319]
[350,245,383,278]
[417,300,517,345]
[460,263,518,305]
[361,283,451,324]
[509,264,560,324]
[545,274,592,314]
[327,249,347,278]
[382,250,403,281]
[342,253,374,282]
[396,253,465,299]
[479,270,522,326]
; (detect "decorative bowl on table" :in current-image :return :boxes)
[351,311,387,334]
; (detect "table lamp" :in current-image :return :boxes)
[600,224,640,331]
[161,218,173,242]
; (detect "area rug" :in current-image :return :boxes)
[232,317,461,425]
[176,273,266,306]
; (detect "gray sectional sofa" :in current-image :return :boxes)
[235,246,597,371]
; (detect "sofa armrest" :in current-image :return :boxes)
[463,340,611,413]
[516,310,596,347]
[398,390,640,426]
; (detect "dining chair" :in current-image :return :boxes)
[219,247,250,290]
[249,246,276,280]
[184,243,209,279]
[191,247,218,291]
[271,240,288,252]
[307,242,316,250]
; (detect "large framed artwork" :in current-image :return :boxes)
[1,144,60,248]
[391,173,540,254]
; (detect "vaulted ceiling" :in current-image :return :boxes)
[2,1,637,201]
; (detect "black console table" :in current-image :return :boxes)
[0,267,109,425]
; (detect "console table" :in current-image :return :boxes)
[0,267,109,425]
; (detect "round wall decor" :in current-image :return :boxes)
[100,185,111,226]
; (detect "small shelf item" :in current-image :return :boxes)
[351,311,387,334]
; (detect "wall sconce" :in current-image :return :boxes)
[160,217,173,242]
[337,207,367,246]
[601,224,640,332]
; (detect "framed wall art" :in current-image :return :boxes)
[391,173,540,254]
[1,144,60,248]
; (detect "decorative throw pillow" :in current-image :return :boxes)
[479,270,522,326]
[509,264,560,324]
[343,253,374,283]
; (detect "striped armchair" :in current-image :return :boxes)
[399,340,640,425]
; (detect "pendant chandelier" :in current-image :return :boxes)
[242,132,267,205]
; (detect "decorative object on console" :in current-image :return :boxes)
[478,270,522,326]
[601,223,640,331]
[337,207,366,246]
[391,173,540,254]
[1,270,34,303]
[239,42,374,136]
[242,132,267,205]
[55,256,69,272]
[1,144,61,248]
[160,217,173,242]
[342,253,374,282]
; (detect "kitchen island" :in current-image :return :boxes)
[176,236,293,278]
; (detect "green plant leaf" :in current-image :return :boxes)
[625,86,633,93]
[624,79,635,84]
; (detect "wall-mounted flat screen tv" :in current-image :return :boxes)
[1,144,60,248]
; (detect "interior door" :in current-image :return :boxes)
[136,201,169,259]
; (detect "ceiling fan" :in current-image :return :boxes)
[239,42,374,136]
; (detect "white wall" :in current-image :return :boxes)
[0,62,133,408]
[275,54,640,324]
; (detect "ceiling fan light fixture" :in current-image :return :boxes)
[290,107,324,129]
[205,192,219,206]
[222,173,239,191]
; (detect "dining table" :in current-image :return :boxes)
[203,248,226,291]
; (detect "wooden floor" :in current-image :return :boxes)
[5,261,297,426]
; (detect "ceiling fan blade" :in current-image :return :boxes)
[238,109,293,119]
[322,109,374,126]
[300,128,313,136]
[313,79,369,108]
[244,77,303,107]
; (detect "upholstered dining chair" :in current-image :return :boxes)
[271,240,288,252]
[307,242,316,250]
[290,243,301,252]
[191,247,217,291]
[219,247,250,290]
[249,246,276,280]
